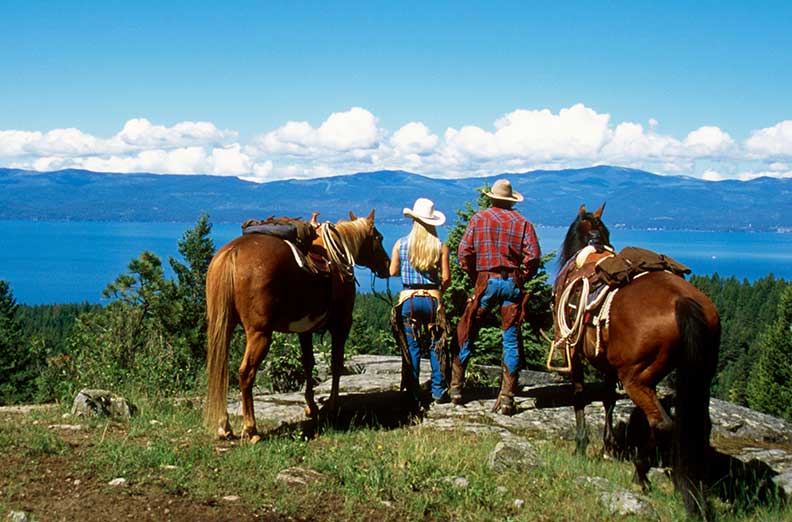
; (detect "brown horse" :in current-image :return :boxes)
[554,204,720,519]
[204,210,390,444]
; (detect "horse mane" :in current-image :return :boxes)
[333,217,371,256]
[559,213,589,269]
[558,211,611,269]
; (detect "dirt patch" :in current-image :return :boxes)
[1,451,297,522]
[0,413,300,522]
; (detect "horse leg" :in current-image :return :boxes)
[326,328,349,413]
[299,332,318,418]
[602,380,619,459]
[571,359,589,457]
[621,380,673,489]
[239,329,272,444]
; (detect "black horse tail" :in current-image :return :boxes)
[673,297,719,520]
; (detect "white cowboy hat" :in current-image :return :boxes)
[485,179,524,203]
[403,197,446,226]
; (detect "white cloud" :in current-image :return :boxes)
[256,107,381,155]
[0,130,42,157]
[443,104,611,163]
[684,126,735,156]
[116,118,236,149]
[4,107,792,181]
[745,120,792,158]
[701,169,724,181]
[390,122,438,155]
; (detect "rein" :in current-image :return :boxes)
[321,222,355,281]
[369,272,395,306]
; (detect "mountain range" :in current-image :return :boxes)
[0,166,790,231]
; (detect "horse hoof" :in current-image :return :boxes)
[248,434,262,445]
[216,428,234,440]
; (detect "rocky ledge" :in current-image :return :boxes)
[228,354,792,499]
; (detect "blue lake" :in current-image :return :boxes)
[1,220,791,305]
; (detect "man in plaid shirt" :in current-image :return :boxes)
[451,179,541,415]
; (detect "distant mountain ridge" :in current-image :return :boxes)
[0,166,790,231]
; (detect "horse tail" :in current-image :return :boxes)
[204,247,237,432]
[673,296,719,519]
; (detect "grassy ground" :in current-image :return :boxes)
[1,399,790,521]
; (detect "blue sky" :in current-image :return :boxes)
[2,1,792,181]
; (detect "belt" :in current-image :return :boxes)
[482,268,517,279]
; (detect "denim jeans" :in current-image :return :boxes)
[458,276,522,374]
[401,295,447,400]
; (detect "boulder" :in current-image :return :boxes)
[71,389,136,419]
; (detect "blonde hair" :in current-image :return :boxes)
[407,220,441,272]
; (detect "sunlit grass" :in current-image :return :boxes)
[2,400,791,522]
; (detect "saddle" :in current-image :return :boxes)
[241,214,331,276]
[549,246,691,372]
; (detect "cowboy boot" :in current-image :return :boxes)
[449,355,465,405]
[493,364,520,416]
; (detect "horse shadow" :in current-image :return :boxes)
[612,398,787,511]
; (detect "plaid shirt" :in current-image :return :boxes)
[458,207,541,278]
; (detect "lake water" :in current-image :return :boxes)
[1,220,791,305]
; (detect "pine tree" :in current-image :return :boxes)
[168,213,216,363]
[0,280,33,404]
[746,285,792,420]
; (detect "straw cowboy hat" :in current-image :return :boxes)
[403,197,446,226]
[485,179,524,203]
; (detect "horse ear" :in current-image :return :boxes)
[579,204,587,215]
[349,211,357,220]
[367,209,375,222]
[593,203,606,219]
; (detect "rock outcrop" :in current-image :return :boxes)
[229,354,792,497]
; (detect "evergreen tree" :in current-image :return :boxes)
[746,285,792,420]
[0,280,33,404]
[168,213,216,363]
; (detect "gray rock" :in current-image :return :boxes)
[487,440,541,472]
[275,466,324,486]
[602,490,654,517]
[72,389,136,419]
[6,512,29,522]
[107,477,127,487]
[241,354,792,496]
[576,475,655,518]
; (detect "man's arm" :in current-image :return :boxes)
[520,222,541,280]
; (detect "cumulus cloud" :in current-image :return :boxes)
[390,122,438,155]
[3,106,792,181]
[745,120,792,158]
[256,107,381,155]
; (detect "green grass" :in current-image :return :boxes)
[2,400,791,522]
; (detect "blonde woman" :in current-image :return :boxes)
[389,198,451,403]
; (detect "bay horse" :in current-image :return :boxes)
[554,204,720,519]
[204,210,390,444]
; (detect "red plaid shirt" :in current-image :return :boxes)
[458,207,541,278]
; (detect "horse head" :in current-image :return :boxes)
[348,209,391,278]
[559,203,611,267]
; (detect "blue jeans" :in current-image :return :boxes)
[459,276,522,374]
[401,295,447,400]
